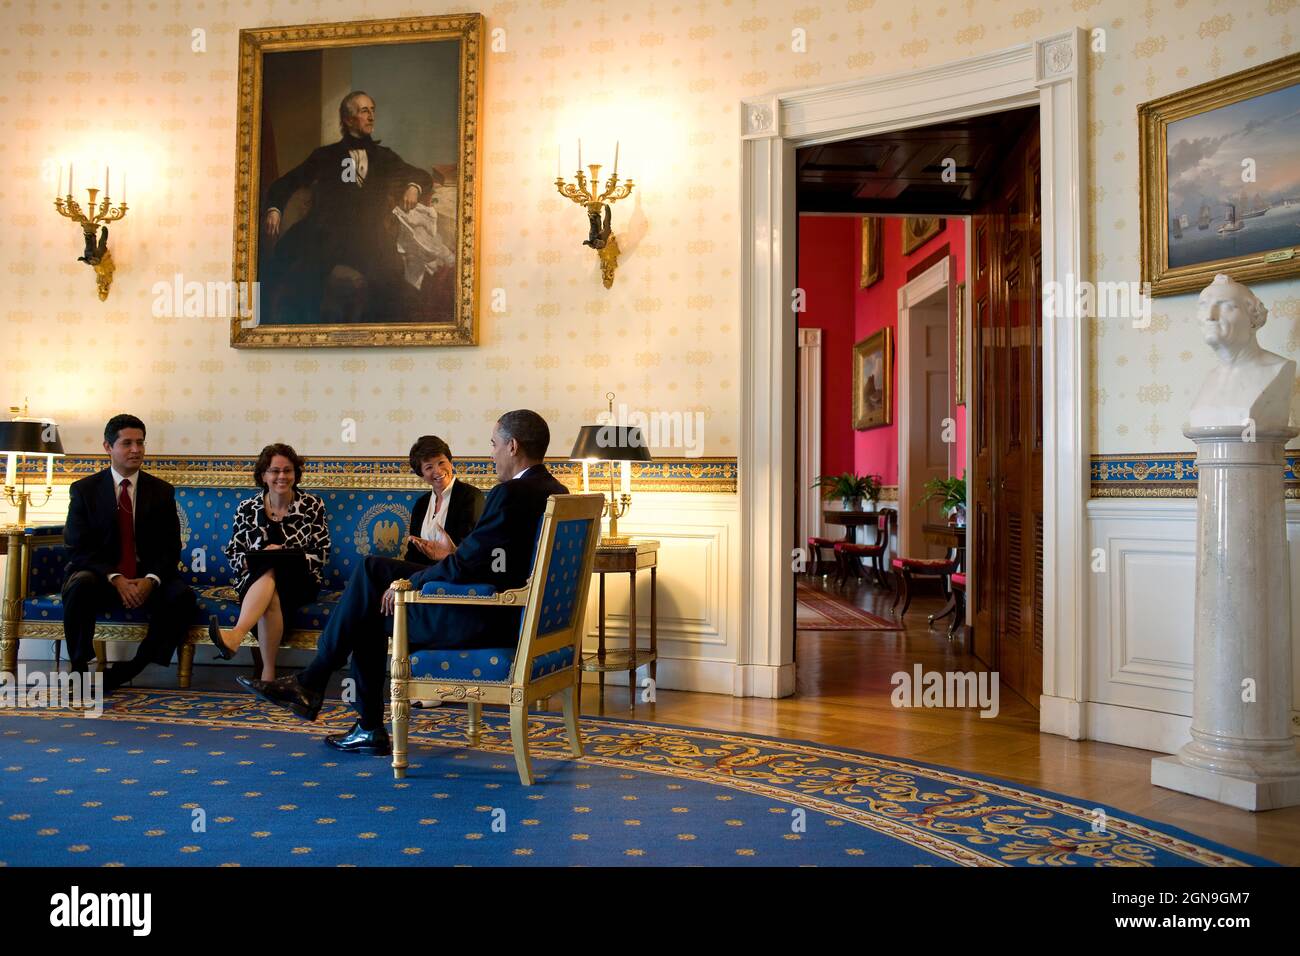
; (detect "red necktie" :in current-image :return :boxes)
[117,478,137,578]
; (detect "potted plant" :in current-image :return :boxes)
[918,471,967,526]
[814,472,883,511]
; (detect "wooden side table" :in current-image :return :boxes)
[579,539,658,713]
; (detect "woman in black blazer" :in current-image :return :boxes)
[404,435,485,565]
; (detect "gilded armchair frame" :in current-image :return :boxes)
[388,493,605,785]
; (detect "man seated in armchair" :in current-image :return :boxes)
[244,409,568,756]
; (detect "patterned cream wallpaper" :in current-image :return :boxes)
[2,0,1298,459]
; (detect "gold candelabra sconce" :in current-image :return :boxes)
[555,140,634,289]
[53,164,128,301]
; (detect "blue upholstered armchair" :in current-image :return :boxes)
[388,493,605,785]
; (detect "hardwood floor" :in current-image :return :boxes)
[33,575,1298,865]
[589,574,1300,866]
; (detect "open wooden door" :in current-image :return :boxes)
[970,122,1043,706]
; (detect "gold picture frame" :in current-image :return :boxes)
[860,217,882,288]
[1139,53,1300,297]
[852,327,893,430]
[954,281,965,406]
[901,217,943,255]
[230,13,484,348]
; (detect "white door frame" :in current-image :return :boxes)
[737,29,1088,739]
[896,256,951,559]
[797,327,823,551]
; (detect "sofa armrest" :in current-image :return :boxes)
[398,580,531,607]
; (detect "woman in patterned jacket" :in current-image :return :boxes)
[208,443,330,681]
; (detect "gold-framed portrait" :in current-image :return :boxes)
[1140,52,1300,297]
[230,13,484,348]
[901,217,943,255]
[860,217,882,288]
[852,327,893,431]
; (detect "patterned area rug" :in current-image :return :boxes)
[797,583,902,631]
[0,689,1273,867]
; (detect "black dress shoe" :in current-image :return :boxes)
[325,722,391,756]
[208,615,235,660]
[102,659,144,695]
[235,675,257,693]
[246,674,323,721]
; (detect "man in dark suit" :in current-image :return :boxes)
[246,410,569,755]
[260,90,435,325]
[62,414,197,693]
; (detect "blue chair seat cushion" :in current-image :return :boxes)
[20,586,345,634]
[409,646,574,683]
[418,582,499,599]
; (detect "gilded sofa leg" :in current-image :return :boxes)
[177,644,195,689]
[560,685,583,757]
[1,529,22,678]
[467,700,482,747]
[93,639,107,673]
[509,698,534,786]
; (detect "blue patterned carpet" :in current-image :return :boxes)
[0,689,1275,867]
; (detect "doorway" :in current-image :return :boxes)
[739,30,1089,736]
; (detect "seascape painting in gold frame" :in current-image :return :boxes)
[852,327,893,431]
[231,13,484,348]
[1139,53,1300,297]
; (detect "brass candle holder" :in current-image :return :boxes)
[555,162,634,288]
[55,182,128,301]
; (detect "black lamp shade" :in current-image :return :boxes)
[0,421,64,457]
[569,425,653,462]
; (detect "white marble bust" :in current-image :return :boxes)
[1188,274,1295,431]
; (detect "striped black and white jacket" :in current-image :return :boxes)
[223,491,331,591]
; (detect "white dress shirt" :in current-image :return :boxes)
[107,467,161,585]
[420,477,456,542]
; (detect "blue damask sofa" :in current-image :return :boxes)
[3,485,437,687]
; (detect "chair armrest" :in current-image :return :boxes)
[397,580,531,607]
[24,524,64,536]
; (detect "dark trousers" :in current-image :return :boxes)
[61,570,197,673]
[299,556,433,730]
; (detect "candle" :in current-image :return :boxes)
[577,138,582,170]
[69,162,74,196]
[620,459,631,495]
[614,140,619,177]
[104,166,109,196]
[582,460,590,494]
[44,454,53,487]
[4,454,14,487]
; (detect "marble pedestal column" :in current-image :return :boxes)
[1151,425,1300,811]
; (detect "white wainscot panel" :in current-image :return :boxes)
[579,492,738,696]
[1087,498,1300,754]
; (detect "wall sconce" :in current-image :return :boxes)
[53,164,129,301]
[0,404,64,530]
[555,140,634,288]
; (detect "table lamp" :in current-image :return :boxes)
[570,395,653,545]
[1,409,65,529]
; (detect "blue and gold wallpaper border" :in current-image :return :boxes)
[1091,452,1300,498]
[15,455,738,494]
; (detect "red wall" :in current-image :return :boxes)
[798,215,967,486]
[795,215,857,479]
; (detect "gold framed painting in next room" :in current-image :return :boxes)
[860,217,883,288]
[852,327,893,431]
[901,217,942,255]
[1140,52,1300,297]
[230,13,485,348]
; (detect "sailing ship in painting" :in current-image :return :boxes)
[1218,203,1244,235]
